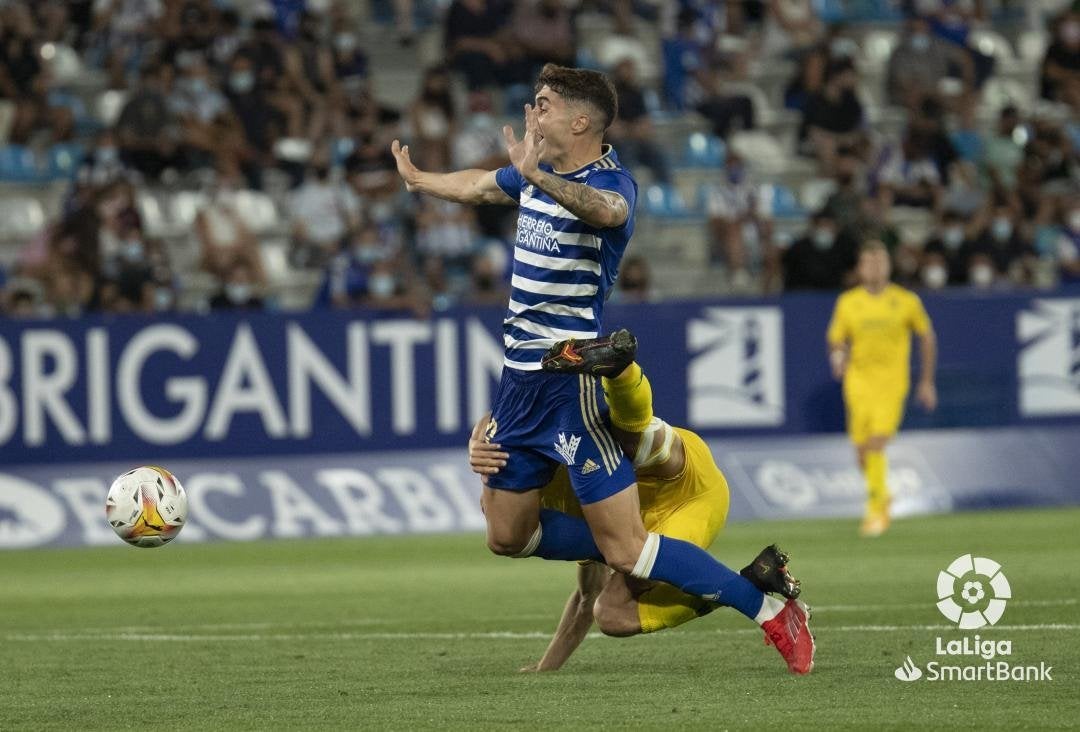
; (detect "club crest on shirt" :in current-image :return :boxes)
[522,184,535,198]
[555,432,581,465]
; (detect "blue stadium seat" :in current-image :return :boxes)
[949,130,984,162]
[0,145,44,183]
[47,143,85,180]
[767,183,805,219]
[642,183,694,218]
[682,132,725,168]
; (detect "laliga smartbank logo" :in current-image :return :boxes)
[893,554,1053,683]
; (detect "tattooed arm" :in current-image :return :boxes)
[526,170,630,229]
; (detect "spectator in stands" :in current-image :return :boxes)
[168,54,249,177]
[886,16,974,111]
[407,68,457,173]
[612,255,652,303]
[1041,10,1080,110]
[224,52,281,186]
[329,24,369,94]
[422,256,456,312]
[607,58,671,184]
[0,2,75,144]
[344,130,402,231]
[443,0,511,90]
[196,183,267,288]
[782,210,847,291]
[981,105,1024,193]
[97,213,158,313]
[922,210,975,285]
[464,248,508,306]
[968,200,1036,287]
[508,0,577,78]
[594,8,652,79]
[78,129,128,189]
[1,279,45,318]
[1053,196,1080,284]
[761,0,824,58]
[91,0,165,89]
[452,91,506,171]
[115,63,181,180]
[288,161,362,269]
[800,59,865,171]
[917,250,950,290]
[209,260,264,311]
[874,129,947,210]
[415,199,479,272]
[704,149,777,291]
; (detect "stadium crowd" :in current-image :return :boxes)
[0,0,1078,318]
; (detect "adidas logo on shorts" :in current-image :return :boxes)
[581,459,600,475]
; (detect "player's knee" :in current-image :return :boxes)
[486,535,526,557]
[593,597,639,637]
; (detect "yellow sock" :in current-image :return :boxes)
[601,362,653,432]
[864,450,889,513]
[636,583,710,634]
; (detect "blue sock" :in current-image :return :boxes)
[643,535,764,620]
[531,509,603,562]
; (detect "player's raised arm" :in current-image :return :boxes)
[505,104,628,229]
[390,140,514,205]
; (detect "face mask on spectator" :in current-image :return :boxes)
[98,146,118,164]
[187,77,210,95]
[122,239,144,263]
[369,274,396,297]
[943,225,964,250]
[991,217,1013,242]
[812,228,834,250]
[226,283,251,304]
[230,71,255,94]
[154,288,174,311]
[922,264,947,289]
[970,263,995,287]
[353,244,383,264]
[334,33,358,53]
[911,33,930,51]
[1069,210,1080,233]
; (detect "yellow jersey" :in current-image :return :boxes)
[826,283,931,396]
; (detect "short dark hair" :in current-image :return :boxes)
[860,239,888,256]
[535,64,618,132]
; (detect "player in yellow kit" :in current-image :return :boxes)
[826,241,938,537]
[469,355,806,672]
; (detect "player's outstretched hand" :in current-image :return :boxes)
[390,139,421,191]
[916,380,938,412]
[468,415,508,476]
[503,104,544,181]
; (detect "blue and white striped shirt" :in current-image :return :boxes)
[494,145,637,370]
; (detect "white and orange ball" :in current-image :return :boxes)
[105,466,188,548]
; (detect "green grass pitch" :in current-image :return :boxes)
[2,507,1078,730]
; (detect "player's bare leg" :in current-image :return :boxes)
[859,434,892,538]
[480,485,541,556]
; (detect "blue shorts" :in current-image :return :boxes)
[486,368,636,505]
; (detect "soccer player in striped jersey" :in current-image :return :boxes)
[392,65,810,673]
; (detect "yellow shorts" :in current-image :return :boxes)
[844,388,906,446]
[539,429,731,634]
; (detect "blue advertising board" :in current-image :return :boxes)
[0,290,1079,465]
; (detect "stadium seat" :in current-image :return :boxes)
[95,90,128,128]
[47,143,84,180]
[0,196,46,240]
[764,183,804,219]
[0,145,44,183]
[230,190,281,235]
[43,43,84,86]
[1017,30,1048,66]
[859,29,899,71]
[799,179,837,213]
[168,191,210,230]
[969,29,1019,72]
[682,132,725,168]
[728,131,787,173]
[641,183,693,218]
[981,77,1032,116]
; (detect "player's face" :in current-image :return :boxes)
[858,250,891,287]
[534,86,571,160]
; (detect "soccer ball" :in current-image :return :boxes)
[105,466,188,548]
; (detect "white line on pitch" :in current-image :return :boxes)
[5,623,1078,643]
[812,598,1078,612]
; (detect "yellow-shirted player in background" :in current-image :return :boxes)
[470,346,811,674]
[827,241,938,537]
